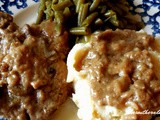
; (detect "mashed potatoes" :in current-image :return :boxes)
[67,29,160,120]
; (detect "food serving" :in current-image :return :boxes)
[0,12,71,120]
[37,0,143,37]
[67,29,160,120]
[0,0,160,120]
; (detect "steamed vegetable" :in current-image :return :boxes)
[36,0,144,37]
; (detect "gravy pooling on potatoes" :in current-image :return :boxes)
[69,29,160,119]
[82,30,158,109]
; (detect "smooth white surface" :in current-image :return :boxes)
[13,3,39,27]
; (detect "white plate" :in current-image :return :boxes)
[0,0,159,37]
[13,3,39,27]
[0,0,160,120]
[0,0,39,27]
[128,0,160,38]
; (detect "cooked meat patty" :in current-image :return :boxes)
[0,12,71,120]
[67,29,160,120]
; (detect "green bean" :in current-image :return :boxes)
[55,24,63,35]
[109,15,119,26]
[104,10,119,26]
[36,0,46,24]
[76,0,85,13]
[82,12,98,26]
[90,0,101,12]
[78,3,89,26]
[95,18,103,26]
[70,26,91,35]
[54,11,64,35]
[104,10,116,18]
[44,1,54,19]
[63,7,72,18]
[36,0,144,38]
[78,4,84,26]
[52,0,73,11]
[55,11,64,24]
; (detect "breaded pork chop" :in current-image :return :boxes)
[0,12,71,120]
[67,29,160,120]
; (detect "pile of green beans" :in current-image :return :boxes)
[36,0,144,36]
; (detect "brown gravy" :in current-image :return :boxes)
[0,12,71,120]
[78,29,160,116]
